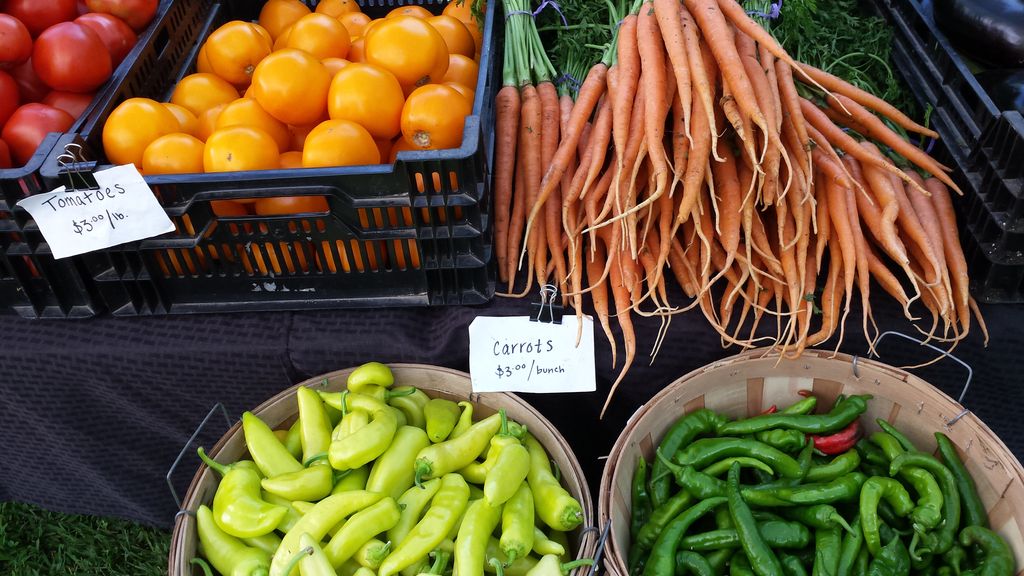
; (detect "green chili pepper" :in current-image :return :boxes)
[756,429,808,453]
[197,448,287,539]
[805,450,861,484]
[717,396,870,436]
[867,536,910,576]
[378,473,470,576]
[889,452,961,554]
[781,396,819,415]
[485,537,540,576]
[388,478,442,546]
[296,386,332,465]
[334,409,370,441]
[414,412,501,484]
[455,499,504,576]
[523,554,593,576]
[282,420,303,460]
[778,552,809,576]
[860,477,915,556]
[675,551,716,576]
[260,492,303,533]
[934,433,988,529]
[871,433,944,531]
[243,532,283,556]
[324,497,402,567]
[355,538,391,570]
[321,391,404,424]
[347,361,395,394]
[781,505,854,533]
[196,504,271,576]
[681,521,810,551]
[702,457,775,477]
[279,534,336,576]
[856,439,889,467]
[677,438,804,478]
[485,412,532,506]
[260,464,334,502]
[875,419,917,452]
[742,473,867,507]
[523,433,583,531]
[812,525,842,576]
[242,412,304,479]
[424,398,462,443]
[531,527,565,557]
[269,490,384,576]
[630,489,693,573]
[836,515,863,576]
[854,547,869,575]
[731,554,758,576]
[656,450,725,498]
[389,386,430,429]
[728,462,784,576]
[332,464,370,494]
[330,408,399,470]
[631,457,652,539]
[367,425,432,500]
[642,497,728,576]
[650,409,728,508]
[500,484,535,564]
[450,401,475,438]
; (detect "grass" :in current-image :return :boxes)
[0,502,170,575]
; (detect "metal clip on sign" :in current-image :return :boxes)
[530,283,563,324]
[855,330,974,428]
[54,143,98,192]
[166,402,232,513]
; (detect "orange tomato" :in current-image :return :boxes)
[337,12,371,39]
[289,121,319,151]
[301,119,379,167]
[272,24,292,51]
[103,97,180,167]
[362,17,382,36]
[348,37,366,62]
[205,21,272,85]
[387,5,433,19]
[365,16,449,92]
[327,63,404,140]
[285,13,351,60]
[279,150,303,168]
[215,98,291,153]
[162,103,200,136]
[426,15,474,58]
[196,103,227,141]
[170,73,239,116]
[315,0,360,17]
[442,54,479,88]
[400,84,470,150]
[258,0,310,39]
[389,135,414,163]
[196,44,214,74]
[442,0,483,53]
[255,196,329,215]
[251,49,330,126]
[141,133,205,175]
[321,57,349,77]
[211,200,249,216]
[204,126,280,172]
[444,81,475,103]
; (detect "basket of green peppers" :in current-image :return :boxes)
[599,349,1024,576]
[170,362,596,576]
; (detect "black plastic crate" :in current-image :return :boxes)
[41,0,498,315]
[0,0,189,318]
[960,217,1024,303]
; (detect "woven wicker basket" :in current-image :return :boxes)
[169,364,596,575]
[598,349,1024,576]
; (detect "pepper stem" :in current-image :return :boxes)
[304,452,329,467]
[414,461,431,488]
[387,387,417,399]
[281,546,314,576]
[339,390,350,417]
[489,557,506,576]
[189,558,214,576]
[561,559,595,574]
[499,409,509,436]
[430,549,452,575]
[196,447,229,477]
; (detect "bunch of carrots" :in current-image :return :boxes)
[493,0,988,414]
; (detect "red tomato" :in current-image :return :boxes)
[77,1,91,16]
[9,59,49,102]
[33,22,112,93]
[0,71,19,129]
[1,103,74,165]
[42,90,92,119]
[0,15,33,70]
[4,0,78,37]
[0,139,11,168]
[75,13,136,67]
[84,0,158,32]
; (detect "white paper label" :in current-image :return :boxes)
[17,164,175,259]
[468,315,597,393]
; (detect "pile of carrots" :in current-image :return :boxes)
[494,0,988,414]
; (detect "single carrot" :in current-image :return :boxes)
[494,84,520,284]
[520,83,544,284]
[600,241,636,418]
[825,172,857,352]
[655,0,692,142]
[579,83,614,202]
[613,13,642,178]
[586,234,617,368]
[926,178,970,333]
[706,145,742,290]
[797,63,940,139]
[775,61,812,188]
[537,81,565,288]
[669,84,689,198]
[844,183,878,353]
[736,32,782,204]
[813,174,830,271]
[807,241,844,346]
[634,2,672,232]
[856,145,903,261]
[679,5,721,161]
[905,170,953,311]
[503,128,532,295]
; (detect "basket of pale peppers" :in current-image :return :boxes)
[626,392,1015,576]
[188,362,592,576]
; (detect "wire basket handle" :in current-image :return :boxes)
[165,402,232,509]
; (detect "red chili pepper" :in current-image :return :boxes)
[810,419,861,455]
[761,405,778,415]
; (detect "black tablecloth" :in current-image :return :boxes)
[1,296,1021,528]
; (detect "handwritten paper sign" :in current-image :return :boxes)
[17,164,174,259]
[468,315,596,393]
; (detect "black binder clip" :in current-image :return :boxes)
[55,143,99,192]
[530,283,563,324]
